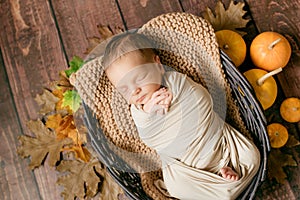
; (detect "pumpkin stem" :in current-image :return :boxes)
[268,38,281,50]
[223,44,229,50]
[257,67,283,86]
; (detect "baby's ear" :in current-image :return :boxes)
[154,55,161,63]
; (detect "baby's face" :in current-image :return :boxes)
[106,51,164,105]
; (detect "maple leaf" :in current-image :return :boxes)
[17,120,73,169]
[203,0,250,36]
[65,56,84,78]
[35,89,60,115]
[56,159,103,200]
[268,149,297,184]
[62,90,82,113]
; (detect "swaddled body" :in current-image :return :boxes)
[103,32,260,200]
[131,71,260,200]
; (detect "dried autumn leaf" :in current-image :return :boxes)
[56,159,103,200]
[56,71,73,92]
[17,120,73,169]
[46,113,63,130]
[286,135,300,148]
[52,87,70,114]
[139,0,149,7]
[268,149,297,184]
[203,0,250,35]
[64,145,91,162]
[98,168,124,200]
[85,25,123,54]
[35,89,60,115]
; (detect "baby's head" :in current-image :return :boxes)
[103,32,165,106]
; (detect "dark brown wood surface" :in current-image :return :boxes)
[0,0,67,199]
[50,0,125,59]
[0,49,41,200]
[118,0,183,29]
[0,0,299,199]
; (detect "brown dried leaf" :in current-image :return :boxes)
[57,71,73,92]
[139,0,149,7]
[56,159,103,200]
[17,120,73,169]
[98,168,124,200]
[203,0,250,35]
[268,149,297,184]
[97,25,114,39]
[85,25,124,54]
[64,145,91,163]
[35,89,60,115]
[286,135,300,148]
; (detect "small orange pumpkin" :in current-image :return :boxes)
[215,30,246,67]
[267,123,289,148]
[280,97,300,123]
[250,32,291,71]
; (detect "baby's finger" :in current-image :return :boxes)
[153,94,169,104]
[151,88,167,99]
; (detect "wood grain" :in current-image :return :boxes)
[51,0,125,60]
[117,0,183,29]
[246,0,300,98]
[0,49,41,200]
[0,0,68,199]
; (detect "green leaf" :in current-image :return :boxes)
[65,56,84,77]
[62,90,81,113]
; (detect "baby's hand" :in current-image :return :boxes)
[143,88,173,115]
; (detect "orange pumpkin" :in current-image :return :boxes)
[250,32,291,71]
[280,97,300,123]
[267,123,289,148]
[243,69,278,110]
[215,30,246,67]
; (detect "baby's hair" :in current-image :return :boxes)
[102,31,157,69]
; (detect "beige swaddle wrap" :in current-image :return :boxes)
[131,71,260,200]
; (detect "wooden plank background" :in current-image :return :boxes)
[0,0,299,199]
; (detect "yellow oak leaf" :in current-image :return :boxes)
[203,0,250,35]
[46,113,63,130]
[17,120,73,169]
[55,115,77,140]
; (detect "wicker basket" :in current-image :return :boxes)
[75,12,270,200]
